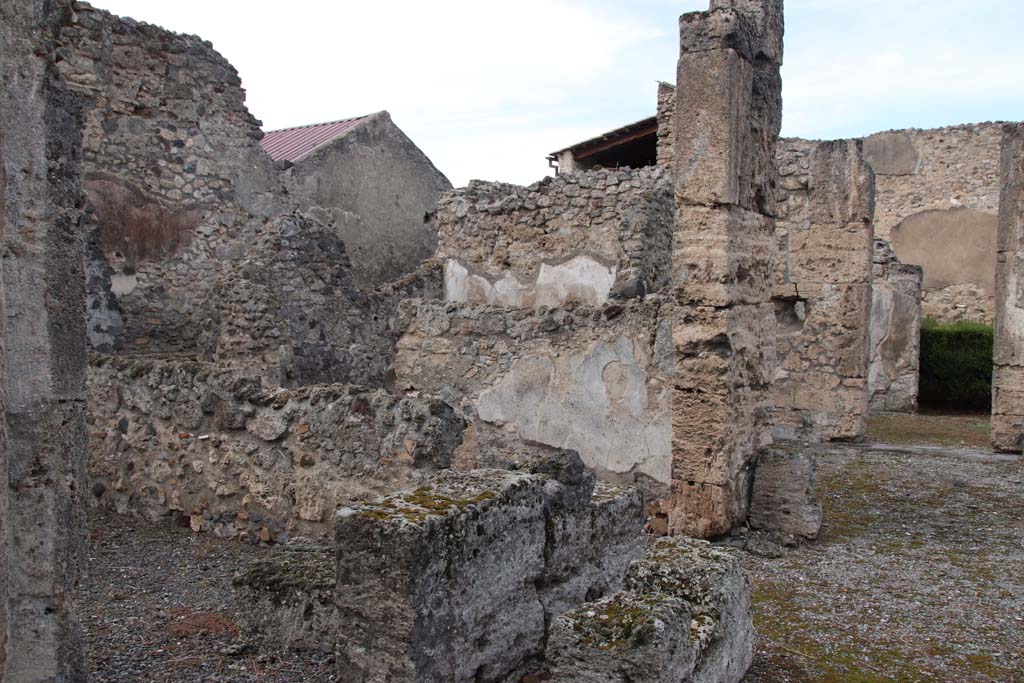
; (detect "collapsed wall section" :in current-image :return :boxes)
[772,139,874,441]
[669,0,783,537]
[87,357,464,541]
[1,0,88,679]
[435,167,674,309]
[992,123,1024,452]
[869,239,923,413]
[394,300,673,493]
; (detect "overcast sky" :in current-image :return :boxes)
[91,0,1024,187]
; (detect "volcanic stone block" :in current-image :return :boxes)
[233,543,336,651]
[545,591,697,683]
[625,537,754,683]
[539,480,646,620]
[710,0,784,64]
[993,123,1024,452]
[748,444,822,539]
[334,469,548,683]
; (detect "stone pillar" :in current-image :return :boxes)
[772,139,875,441]
[669,0,783,537]
[992,123,1024,452]
[869,239,923,413]
[1,0,88,680]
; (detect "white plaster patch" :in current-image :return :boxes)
[444,256,617,309]
[477,337,671,484]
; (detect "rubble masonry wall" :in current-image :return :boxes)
[864,124,1003,323]
[772,138,874,441]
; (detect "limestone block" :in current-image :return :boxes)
[785,225,873,285]
[674,47,753,208]
[869,241,923,413]
[539,481,646,619]
[233,543,336,651]
[748,444,822,539]
[624,537,754,683]
[545,591,697,683]
[334,469,548,683]
[679,8,758,62]
[673,204,774,307]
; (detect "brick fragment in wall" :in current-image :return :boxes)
[393,298,674,496]
[668,0,782,538]
[2,0,88,678]
[435,167,674,307]
[869,239,923,413]
[772,139,874,442]
[992,123,1024,451]
[86,356,465,542]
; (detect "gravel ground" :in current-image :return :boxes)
[743,442,1024,682]
[81,438,1024,682]
[81,511,336,682]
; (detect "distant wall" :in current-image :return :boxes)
[863,124,1003,323]
[284,112,451,289]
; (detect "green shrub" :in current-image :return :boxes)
[919,318,993,411]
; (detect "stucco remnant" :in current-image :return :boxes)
[772,139,874,441]
[992,123,1024,452]
[869,240,923,412]
[1,0,88,678]
[668,0,784,537]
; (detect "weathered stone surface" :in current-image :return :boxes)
[539,480,646,619]
[334,469,548,683]
[869,240,923,412]
[545,591,697,683]
[624,537,754,683]
[993,123,1024,452]
[656,82,677,169]
[435,167,674,309]
[748,443,822,539]
[772,139,874,442]
[2,0,88,679]
[233,542,336,651]
[87,356,464,541]
[395,299,673,492]
[669,0,783,537]
[283,111,451,289]
[865,124,1003,323]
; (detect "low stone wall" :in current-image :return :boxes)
[435,167,673,308]
[394,298,673,493]
[869,240,923,412]
[772,139,874,441]
[87,356,464,541]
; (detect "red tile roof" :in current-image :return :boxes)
[260,115,370,163]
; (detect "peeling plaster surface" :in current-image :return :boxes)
[445,256,617,309]
[477,337,671,484]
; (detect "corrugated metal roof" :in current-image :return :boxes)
[260,115,371,163]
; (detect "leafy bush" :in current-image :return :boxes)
[919,318,993,411]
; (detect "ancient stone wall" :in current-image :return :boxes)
[87,356,464,541]
[1,0,88,678]
[283,112,452,289]
[869,239,923,413]
[864,124,1004,323]
[669,0,783,537]
[656,82,677,169]
[772,139,874,441]
[435,167,674,308]
[992,123,1024,452]
[394,299,673,493]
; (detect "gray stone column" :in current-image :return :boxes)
[1,0,88,680]
[669,0,784,537]
[993,123,1024,452]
